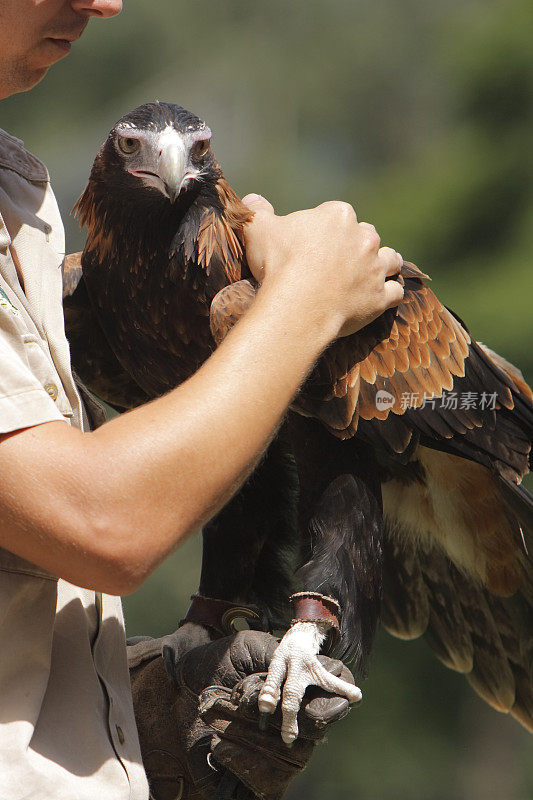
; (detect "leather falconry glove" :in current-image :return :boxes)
[129,630,357,800]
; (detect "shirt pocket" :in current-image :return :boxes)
[21,333,73,419]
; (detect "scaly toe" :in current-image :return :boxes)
[258,692,278,715]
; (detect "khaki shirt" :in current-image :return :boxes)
[0,128,149,800]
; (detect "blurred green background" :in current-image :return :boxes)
[3,0,532,797]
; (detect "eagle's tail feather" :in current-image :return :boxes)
[498,476,533,554]
[382,529,533,732]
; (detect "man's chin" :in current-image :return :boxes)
[0,63,48,100]
[24,66,50,92]
[0,35,77,98]
[40,37,73,63]
[26,39,73,77]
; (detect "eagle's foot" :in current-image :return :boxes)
[258,621,362,744]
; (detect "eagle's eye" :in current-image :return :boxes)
[191,139,210,160]
[117,136,140,155]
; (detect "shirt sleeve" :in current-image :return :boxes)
[0,306,67,435]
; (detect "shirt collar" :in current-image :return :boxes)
[0,128,49,183]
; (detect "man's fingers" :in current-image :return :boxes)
[378,246,404,276]
[383,278,405,307]
[377,246,404,309]
[241,193,275,215]
[241,194,277,282]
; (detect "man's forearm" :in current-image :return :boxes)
[0,277,335,593]
[0,198,403,593]
[88,275,339,576]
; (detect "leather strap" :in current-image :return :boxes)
[182,594,263,637]
[289,592,341,653]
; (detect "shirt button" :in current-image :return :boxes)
[44,383,58,401]
[116,725,125,745]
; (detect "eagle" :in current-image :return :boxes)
[64,101,533,745]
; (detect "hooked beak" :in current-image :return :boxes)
[157,129,189,202]
[165,183,181,204]
[128,126,211,202]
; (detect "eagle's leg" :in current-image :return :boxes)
[259,413,384,743]
[162,439,299,800]
[165,432,299,681]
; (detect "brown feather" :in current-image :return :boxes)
[381,529,429,639]
[292,267,479,438]
[62,251,83,299]
[209,280,257,345]
[383,446,525,590]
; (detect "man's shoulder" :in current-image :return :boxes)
[0,128,49,183]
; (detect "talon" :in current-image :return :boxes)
[258,691,278,715]
[258,712,270,731]
[344,685,362,704]
[281,728,297,746]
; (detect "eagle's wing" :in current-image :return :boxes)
[295,263,533,731]
[63,253,150,411]
[295,263,531,472]
[382,518,533,731]
[210,262,532,483]
[209,262,533,731]
[210,279,257,345]
[62,252,84,299]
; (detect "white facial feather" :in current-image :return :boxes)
[114,122,211,200]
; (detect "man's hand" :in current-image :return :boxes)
[130,630,358,800]
[242,194,404,341]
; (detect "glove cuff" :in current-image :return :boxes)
[182,593,263,637]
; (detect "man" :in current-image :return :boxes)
[0,2,404,798]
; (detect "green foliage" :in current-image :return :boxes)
[3,0,532,796]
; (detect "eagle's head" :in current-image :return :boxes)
[75,101,251,293]
[91,101,217,206]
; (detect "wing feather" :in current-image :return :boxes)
[63,274,150,410]
[381,533,429,639]
[209,279,257,346]
[382,445,532,731]
[383,530,532,729]
[62,252,83,299]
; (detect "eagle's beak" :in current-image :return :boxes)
[157,126,211,202]
[127,125,210,202]
[157,129,188,202]
[165,183,181,204]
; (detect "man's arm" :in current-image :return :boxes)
[0,198,403,595]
